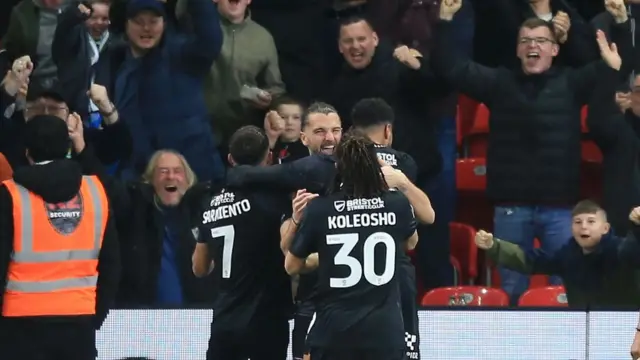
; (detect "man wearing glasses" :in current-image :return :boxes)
[434,0,629,305]
[1,80,131,171]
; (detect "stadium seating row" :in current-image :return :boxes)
[421,285,567,307]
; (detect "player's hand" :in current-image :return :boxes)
[631,329,640,359]
[629,207,640,225]
[292,189,318,224]
[474,230,494,250]
[378,158,409,189]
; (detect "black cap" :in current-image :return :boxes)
[26,82,67,104]
[126,0,166,19]
[24,115,71,162]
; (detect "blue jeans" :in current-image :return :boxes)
[493,205,572,305]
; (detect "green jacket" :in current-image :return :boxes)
[176,3,285,143]
[486,231,640,308]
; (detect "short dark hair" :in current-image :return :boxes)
[338,15,375,32]
[228,125,269,166]
[572,200,606,219]
[519,17,558,43]
[351,98,394,128]
[270,94,305,112]
[24,115,70,162]
[301,101,338,129]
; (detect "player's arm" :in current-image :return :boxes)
[280,190,319,254]
[381,161,434,224]
[284,204,318,275]
[280,218,297,254]
[405,231,419,251]
[192,227,214,278]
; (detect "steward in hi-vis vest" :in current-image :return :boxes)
[0,114,120,360]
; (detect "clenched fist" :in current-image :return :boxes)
[475,230,494,250]
[629,207,640,225]
[552,11,570,44]
[439,0,462,20]
[393,45,421,70]
[605,0,628,23]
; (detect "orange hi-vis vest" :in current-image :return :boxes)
[2,175,108,317]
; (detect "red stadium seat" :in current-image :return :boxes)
[467,103,490,157]
[581,140,602,163]
[421,286,509,306]
[449,222,478,284]
[580,106,589,132]
[456,158,486,191]
[518,286,568,307]
[456,95,479,147]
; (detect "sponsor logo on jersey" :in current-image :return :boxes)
[405,332,419,359]
[345,197,385,211]
[334,200,345,212]
[210,190,235,207]
[377,152,397,166]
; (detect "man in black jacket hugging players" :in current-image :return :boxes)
[434,0,627,304]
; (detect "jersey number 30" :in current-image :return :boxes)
[327,232,396,288]
[211,225,235,279]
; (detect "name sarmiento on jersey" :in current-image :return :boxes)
[202,192,251,224]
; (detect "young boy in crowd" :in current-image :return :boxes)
[270,96,308,164]
[476,200,640,308]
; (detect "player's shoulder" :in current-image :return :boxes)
[304,192,343,216]
[380,190,411,210]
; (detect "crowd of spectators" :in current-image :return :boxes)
[1,0,640,329]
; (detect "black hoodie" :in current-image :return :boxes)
[0,159,120,329]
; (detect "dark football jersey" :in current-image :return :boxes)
[374,145,419,276]
[289,190,417,349]
[374,145,418,184]
[199,187,292,329]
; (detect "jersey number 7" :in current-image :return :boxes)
[211,225,235,279]
[327,232,396,288]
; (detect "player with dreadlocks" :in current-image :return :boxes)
[285,132,419,360]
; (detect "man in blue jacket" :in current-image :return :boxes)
[111,0,224,182]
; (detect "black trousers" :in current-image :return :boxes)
[206,317,289,360]
[309,347,406,360]
[0,319,96,360]
[292,301,315,359]
[399,265,421,360]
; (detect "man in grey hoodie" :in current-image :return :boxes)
[1,0,71,89]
